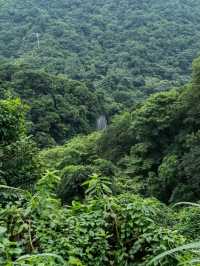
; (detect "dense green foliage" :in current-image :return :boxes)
[0,64,117,147]
[0,88,196,265]
[0,98,40,189]
[0,170,189,265]
[2,0,200,265]
[1,0,200,145]
[1,0,200,101]
[92,58,200,203]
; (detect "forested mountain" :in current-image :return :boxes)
[1,0,200,145]
[1,0,200,100]
[2,0,200,265]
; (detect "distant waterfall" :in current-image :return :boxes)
[96,115,107,130]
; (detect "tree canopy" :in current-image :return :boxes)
[1,0,200,104]
[2,1,200,265]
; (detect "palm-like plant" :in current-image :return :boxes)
[15,253,67,265]
[83,173,112,199]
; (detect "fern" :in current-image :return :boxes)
[0,184,31,198]
[173,202,200,208]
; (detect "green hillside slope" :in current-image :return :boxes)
[1,0,200,100]
[2,1,200,264]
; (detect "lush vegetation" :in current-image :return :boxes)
[1,0,200,145]
[2,0,200,265]
[96,57,200,204]
[1,0,200,102]
[1,57,200,264]
[0,64,117,147]
[0,98,40,189]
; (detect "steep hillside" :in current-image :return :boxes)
[1,0,200,146]
[40,56,200,204]
[0,0,200,266]
[0,94,195,266]
[2,1,200,265]
[1,0,200,104]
